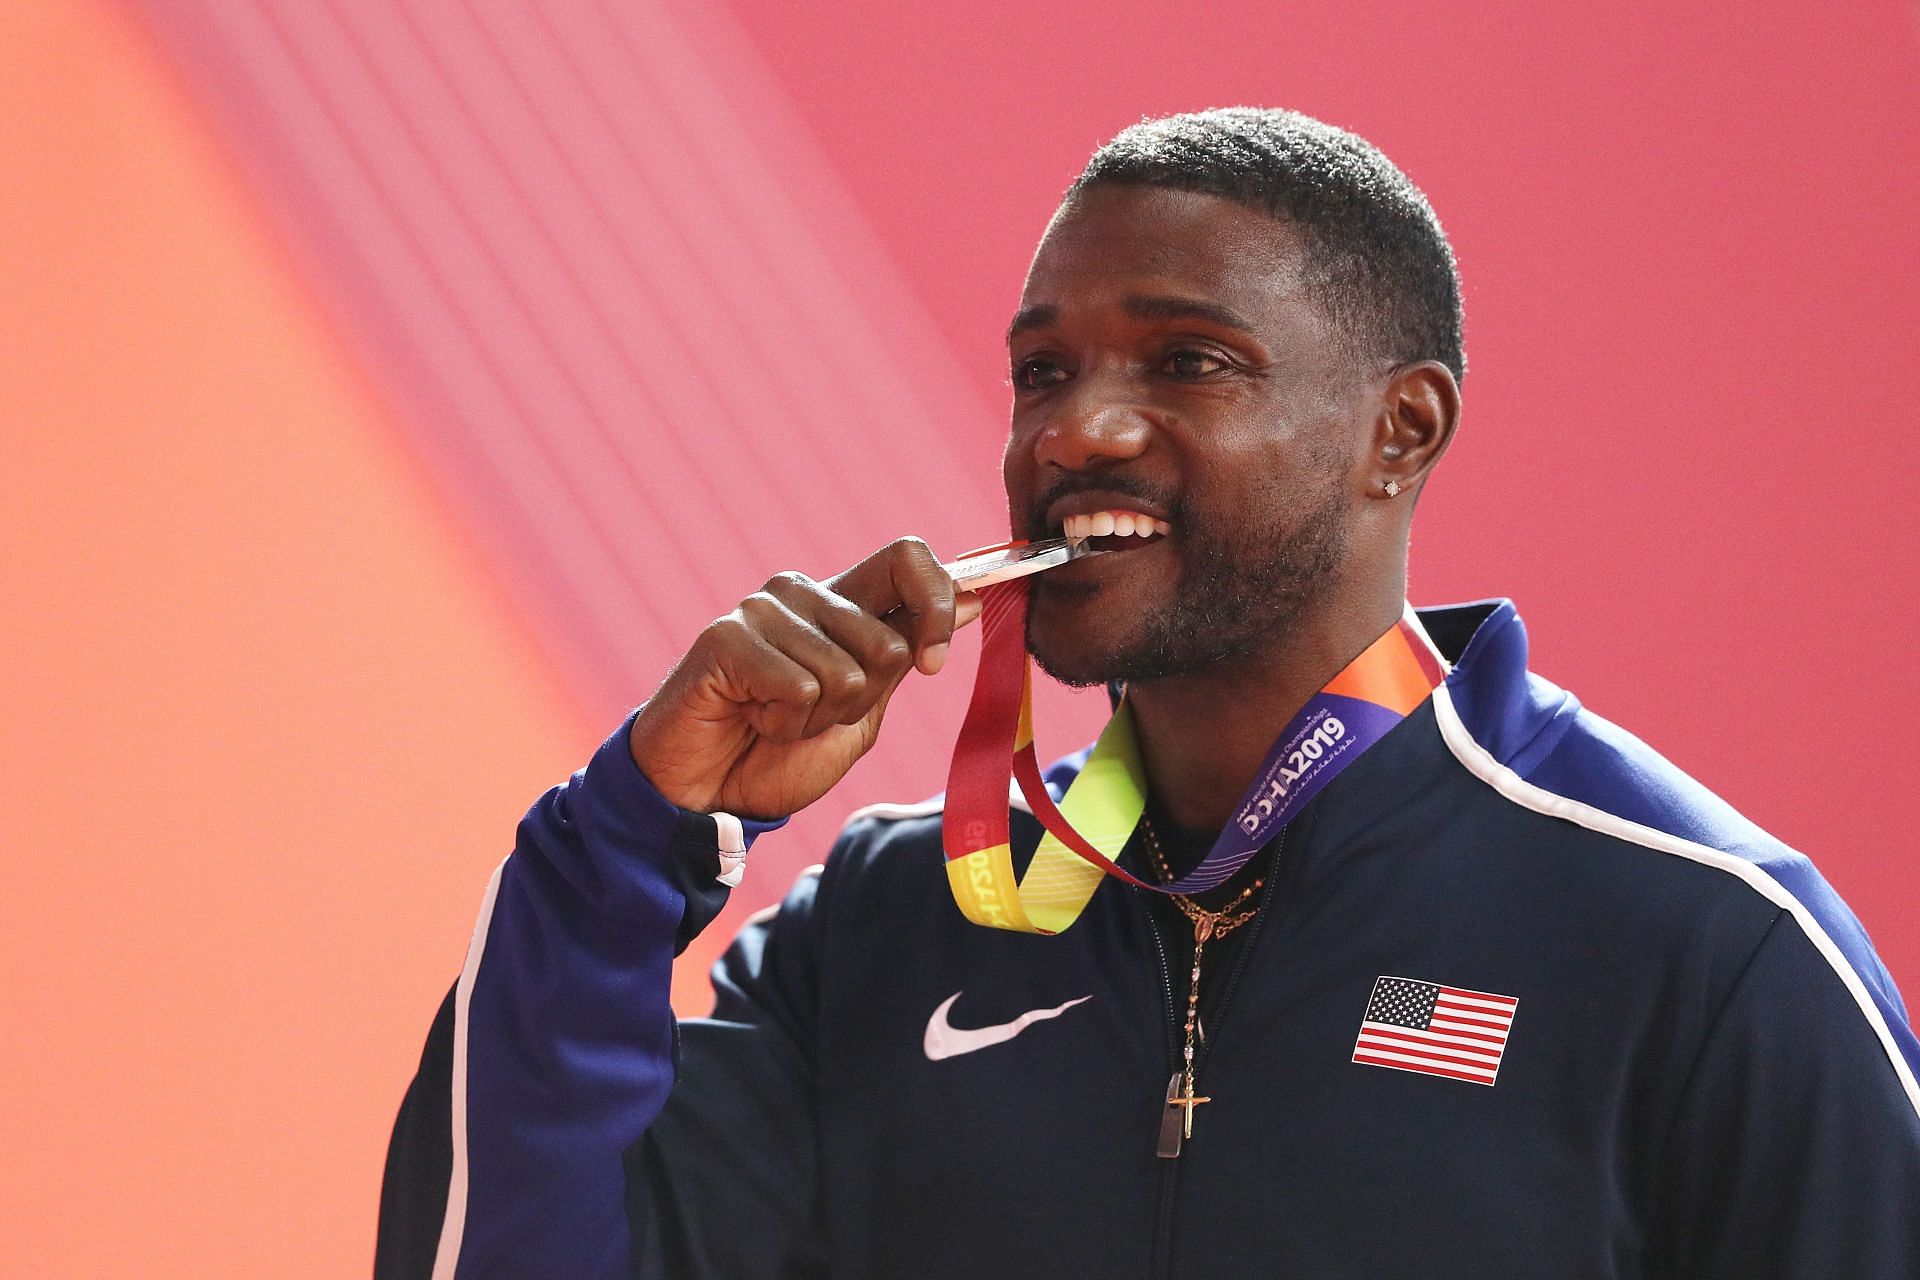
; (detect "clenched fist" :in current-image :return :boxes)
[628,537,983,820]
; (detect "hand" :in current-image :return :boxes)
[628,537,983,820]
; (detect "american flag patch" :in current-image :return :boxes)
[1351,976,1518,1086]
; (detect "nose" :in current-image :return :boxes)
[1027,375,1153,473]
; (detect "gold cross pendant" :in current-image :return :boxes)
[1175,1077,1212,1137]
[1157,1072,1211,1157]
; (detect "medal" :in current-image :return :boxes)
[940,537,1102,591]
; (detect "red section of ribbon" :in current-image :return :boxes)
[948,578,1155,885]
[942,581,1026,862]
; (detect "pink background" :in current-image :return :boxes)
[5,1,1916,1274]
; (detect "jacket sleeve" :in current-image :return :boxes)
[374,711,784,1280]
[1647,909,1920,1278]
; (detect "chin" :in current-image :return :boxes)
[1025,598,1138,689]
[1029,650,1121,690]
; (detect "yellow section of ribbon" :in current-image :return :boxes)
[943,701,1149,935]
[1019,701,1148,933]
[945,847,1039,933]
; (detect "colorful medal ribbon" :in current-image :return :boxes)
[942,579,1449,934]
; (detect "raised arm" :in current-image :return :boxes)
[375,539,976,1279]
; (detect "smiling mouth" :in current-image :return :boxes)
[1059,509,1172,555]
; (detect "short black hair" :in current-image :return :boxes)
[1069,108,1465,382]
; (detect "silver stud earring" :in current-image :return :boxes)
[1384,479,1402,498]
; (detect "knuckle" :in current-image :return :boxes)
[895,539,946,594]
[707,613,752,645]
[875,635,913,670]
[892,538,937,579]
[812,585,862,618]
[739,591,783,622]
[762,570,814,595]
[832,668,869,700]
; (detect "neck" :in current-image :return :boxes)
[1127,576,1406,832]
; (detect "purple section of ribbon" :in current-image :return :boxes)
[1161,693,1406,893]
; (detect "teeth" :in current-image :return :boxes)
[1061,510,1171,541]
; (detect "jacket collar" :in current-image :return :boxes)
[1425,598,1583,777]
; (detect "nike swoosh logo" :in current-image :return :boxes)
[923,991,1092,1061]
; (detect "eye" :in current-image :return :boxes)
[1011,355,1070,391]
[1161,347,1230,379]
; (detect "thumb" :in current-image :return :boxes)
[912,590,982,677]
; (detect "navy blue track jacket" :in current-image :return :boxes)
[377,600,1920,1278]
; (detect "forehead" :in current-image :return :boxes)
[1016,185,1315,335]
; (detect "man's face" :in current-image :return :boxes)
[1003,184,1375,686]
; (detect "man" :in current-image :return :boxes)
[377,109,1920,1278]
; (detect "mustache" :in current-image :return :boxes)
[1026,474,1183,534]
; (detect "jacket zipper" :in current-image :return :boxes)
[1145,907,1178,1280]
[1147,828,1289,1280]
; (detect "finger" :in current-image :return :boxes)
[706,617,826,744]
[740,591,882,735]
[829,537,956,671]
[762,573,917,695]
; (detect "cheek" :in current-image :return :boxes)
[1000,433,1030,525]
[1213,402,1363,486]
[1180,434,1345,535]
[1002,406,1047,473]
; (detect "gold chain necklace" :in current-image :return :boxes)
[1142,811,1265,1158]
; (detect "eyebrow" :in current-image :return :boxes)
[1006,304,1058,344]
[1124,295,1256,332]
[1005,295,1256,345]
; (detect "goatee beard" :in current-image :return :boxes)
[1027,486,1349,688]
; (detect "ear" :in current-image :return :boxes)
[1370,360,1460,502]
